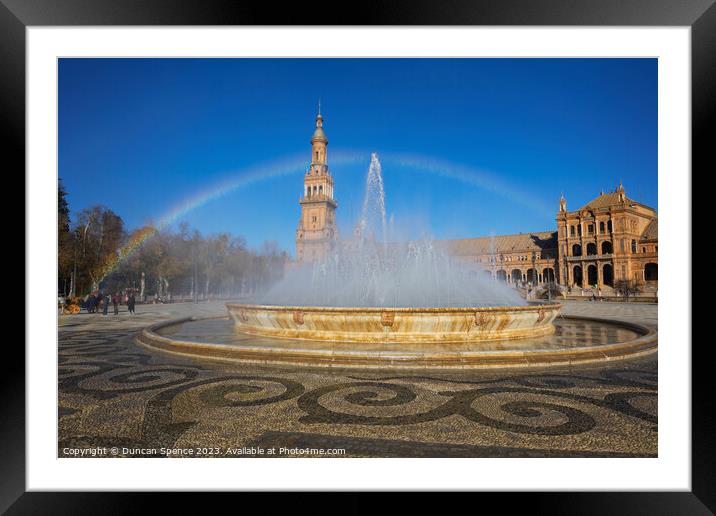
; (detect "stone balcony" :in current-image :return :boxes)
[299,194,338,207]
[565,254,614,262]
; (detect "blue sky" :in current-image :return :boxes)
[59,58,657,255]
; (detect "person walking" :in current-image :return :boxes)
[102,293,110,316]
[112,292,120,315]
[127,293,136,315]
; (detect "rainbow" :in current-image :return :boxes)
[94,151,367,284]
[95,150,550,286]
[381,152,553,217]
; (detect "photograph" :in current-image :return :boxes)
[56,57,659,460]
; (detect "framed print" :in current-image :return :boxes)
[5,0,710,512]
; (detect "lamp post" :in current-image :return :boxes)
[500,254,504,283]
[531,251,537,290]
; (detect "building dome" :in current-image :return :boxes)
[311,125,327,143]
[311,114,328,143]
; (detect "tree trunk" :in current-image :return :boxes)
[140,271,145,300]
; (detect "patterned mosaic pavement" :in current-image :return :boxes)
[58,300,657,458]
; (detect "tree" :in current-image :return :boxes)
[58,180,73,295]
[200,234,230,299]
[56,189,289,300]
[72,206,125,294]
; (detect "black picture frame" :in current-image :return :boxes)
[5,0,707,512]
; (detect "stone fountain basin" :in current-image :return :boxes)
[225,302,561,343]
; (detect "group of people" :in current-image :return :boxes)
[84,290,137,316]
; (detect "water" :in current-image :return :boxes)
[158,317,641,352]
[257,153,526,308]
[357,153,388,244]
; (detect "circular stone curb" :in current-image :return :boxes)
[225,302,562,343]
[135,315,657,371]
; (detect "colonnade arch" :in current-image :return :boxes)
[587,264,598,286]
[602,263,614,286]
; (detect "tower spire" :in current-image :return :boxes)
[297,108,338,263]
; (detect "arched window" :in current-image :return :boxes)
[570,226,575,237]
[600,221,605,233]
[572,244,582,256]
[601,241,613,254]
[586,243,597,255]
[645,263,658,281]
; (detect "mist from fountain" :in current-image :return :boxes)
[257,153,526,308]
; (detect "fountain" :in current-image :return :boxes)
[226,153,560,343]
[138,154,656,369]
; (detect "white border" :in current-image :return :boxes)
[27,27,691,491]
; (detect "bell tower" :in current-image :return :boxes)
[295,104,338,263]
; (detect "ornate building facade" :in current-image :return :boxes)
[294,111,658,288]
[555,184,658,289]
[445,187,658,290]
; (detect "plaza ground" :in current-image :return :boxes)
[58,300,657,458]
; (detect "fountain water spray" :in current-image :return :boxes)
[357,152,388,245]
[257,154,525,308]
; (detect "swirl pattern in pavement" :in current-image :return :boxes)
[58,302,657,458]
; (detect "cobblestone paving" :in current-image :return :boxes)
[58,301,657,458]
